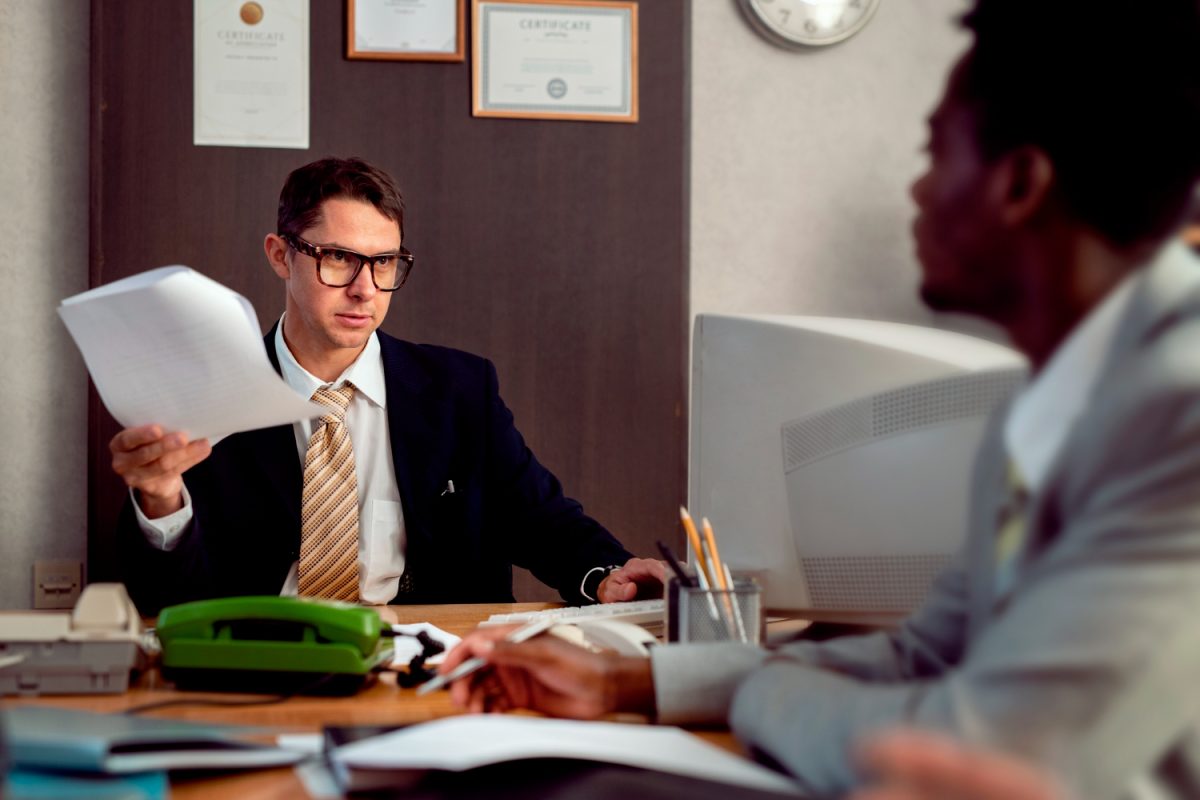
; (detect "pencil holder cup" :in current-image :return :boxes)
[666,578,762,644]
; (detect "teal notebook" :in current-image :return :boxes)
[5,706,306,774]
[7,768,169,800]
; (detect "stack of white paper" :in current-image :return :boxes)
[59,265,324,442]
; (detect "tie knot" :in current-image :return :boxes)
[312,383,355,423]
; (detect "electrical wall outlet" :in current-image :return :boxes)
[33,560,83,609]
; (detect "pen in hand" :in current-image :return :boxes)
[416,616,555,696]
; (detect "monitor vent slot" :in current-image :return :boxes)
[782,370,1023,472]
[781,400,872,474]
[800,554,953,611]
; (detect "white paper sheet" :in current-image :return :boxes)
[390,622,461,668]
[331,715,799,794]
[59,265,325,442]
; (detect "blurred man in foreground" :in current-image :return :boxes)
[441,0,1200,795]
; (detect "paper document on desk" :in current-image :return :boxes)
[329,715,799,794]
[59,266,325,441]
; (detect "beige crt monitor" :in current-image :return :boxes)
[689,314,1028,622]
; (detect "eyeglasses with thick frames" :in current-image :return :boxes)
[283,234,415,291]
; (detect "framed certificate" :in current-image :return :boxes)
[347,0,466,62]
[472,0,638,123]
[194,0,310,149]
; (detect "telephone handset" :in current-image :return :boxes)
[549,619,656,657]
[155,596,393,694]
[71,583,142,636]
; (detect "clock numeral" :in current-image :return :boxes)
[779,8,790,23]
[850,0,863,8]
[804,19,818,33]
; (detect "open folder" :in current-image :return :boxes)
[5,705,307,774]
[58,265,324,442]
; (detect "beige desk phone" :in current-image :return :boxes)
[0,583,142,695]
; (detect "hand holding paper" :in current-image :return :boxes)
[108,424,212,518]
[59,266,325,442]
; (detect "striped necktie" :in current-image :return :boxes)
[994,461,1029,598]
[298,383,360,602]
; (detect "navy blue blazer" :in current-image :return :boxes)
[118,327,632,614]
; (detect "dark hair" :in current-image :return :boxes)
[958,0,1200,247]
[276,157,406,241]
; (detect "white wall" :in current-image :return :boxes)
[0,1,91,608]
[691,0,973,326]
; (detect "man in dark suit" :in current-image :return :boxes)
[110,157,664,614]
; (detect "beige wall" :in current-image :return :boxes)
[0,0,90,607]
[691,0,972,325]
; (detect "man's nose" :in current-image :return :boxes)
[348,261,378,298]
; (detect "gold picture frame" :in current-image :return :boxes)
[472,0,639,123]
[347,0,466,62]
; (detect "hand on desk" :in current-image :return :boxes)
[597,557,668,603]
[440,624,656,718]
[851,729,1068,800]
[110,424,211,518]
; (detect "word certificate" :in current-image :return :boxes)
[474,1,637,123]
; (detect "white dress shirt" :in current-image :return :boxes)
[135,317,407,604]
[1004,266,1140,493]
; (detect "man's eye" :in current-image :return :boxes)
[328,250,352,263]
[374,256,396,268]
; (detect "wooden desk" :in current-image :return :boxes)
[12,603,743,799]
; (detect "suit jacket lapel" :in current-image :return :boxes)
[256,322,303,533]
[378,333,441,553]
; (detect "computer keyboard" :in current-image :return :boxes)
[482,599,666,629]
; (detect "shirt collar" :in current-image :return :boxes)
[1003,262,1141,493]
[273,315,387,408]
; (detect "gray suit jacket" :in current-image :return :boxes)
[651,242,1200,798]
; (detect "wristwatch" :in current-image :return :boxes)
[580,564,623,603]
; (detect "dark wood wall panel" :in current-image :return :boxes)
[89,0,689,600]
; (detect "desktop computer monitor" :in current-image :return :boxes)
[689,314,1028,622]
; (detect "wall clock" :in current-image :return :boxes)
[738,0,882,48]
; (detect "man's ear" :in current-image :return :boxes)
[264,234,290,279]
[995,146,1055,227]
